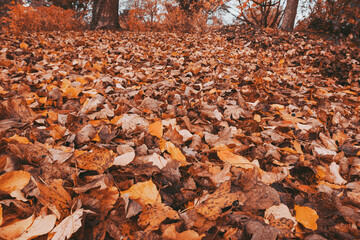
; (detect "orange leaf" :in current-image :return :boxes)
[149,121,163,138]
[20,42,28,50]
[121,180,161,206]
[294,205,318,230]
[162,224,204,240]
[0,171,31,194]
[0,205,3,227]
[76,146,114,173]
[36,179,72,219]
[165,141,188,166]
[217,150,254,169]
[7,134,30,144]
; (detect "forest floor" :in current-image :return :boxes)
[0,27,359,240]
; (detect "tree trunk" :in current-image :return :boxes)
[91,0,120,30]
[280,0,299,31]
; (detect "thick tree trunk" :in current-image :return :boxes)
[91,0,120,30]
[280,0,299,31]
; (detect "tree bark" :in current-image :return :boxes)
[280,0,299,31]
[91,0,120,30]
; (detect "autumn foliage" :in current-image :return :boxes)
[0,4,84,33]
[297,0,360,37]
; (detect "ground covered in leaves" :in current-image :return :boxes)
[0,27,359,240]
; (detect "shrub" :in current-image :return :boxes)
[1,4,84,33]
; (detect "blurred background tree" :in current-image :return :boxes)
[0,0,358,36]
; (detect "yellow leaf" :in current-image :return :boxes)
[7,134,30,144]
[294,205,318,230]
[0,214,34,240]
[217,150,254,169]
[165,141,188,166]
[159,138,166,152]
[254,114,261,122]
[121,180,161,206]
[0,171,31,194]
[149,121,163,138]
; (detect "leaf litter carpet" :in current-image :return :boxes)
[0,27,359,239]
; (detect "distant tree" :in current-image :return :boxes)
[91,0,120,29]
[280,0,298,31]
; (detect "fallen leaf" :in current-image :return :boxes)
[149,121,163,138]
[76,146,114,173]
[114,145,135,166]
[265,203,297,231]
[0,214,35,240]
[15,214,57,240]
[145,153,170,169]
[217,150,254,169]
[7,134,30,144]
[195,181,246,220]
[165,141,188,166]
[36,179,72,219]
[50,209,85,240]
[0,171,31,194]
[162,224,204,240]
[121,180,161,206]
[138,203,180,231]
[294,205,318,230]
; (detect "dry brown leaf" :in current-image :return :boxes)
[149,121,163,138]
[217,150,254,169]
[294,205,318,230]
[36,179,72,219]
[76,146,114,173]
[121,180,161,206]
[0,214,34,240]
[0,171,31,194]
[15,214,57,240]
[50,209,85,240]
[81,186,119,214]
[113,145,135,166]
[195,181,246,220]
[138,203,180,231]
